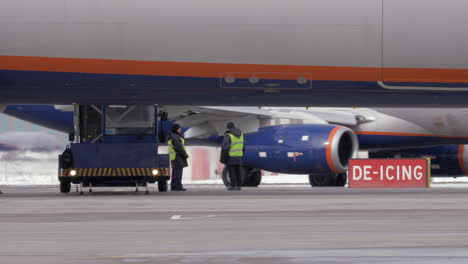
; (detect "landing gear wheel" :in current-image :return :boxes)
[243,169,262,187]
[222,167,262,188]
[158,180,168,192]
[335,173,347,187]
[60,180,71,193]
[309,174,336,187]
[221,167,231,188]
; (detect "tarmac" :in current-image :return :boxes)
[1,184,468,263]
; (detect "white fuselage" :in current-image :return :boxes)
[1,0,468,106]
[0,0,466,72]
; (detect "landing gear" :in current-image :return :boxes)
[222,167,262,188]
[335,173,347,187]
[59,180,71,193]
[243,169,262,187]
[309,174,334,187]
[221,167,231,187]
[158,180,168,192]
[309,173,347,187]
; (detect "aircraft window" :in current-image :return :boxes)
[105,106,154,135]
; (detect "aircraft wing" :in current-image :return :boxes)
[164,106,272,122]
[1,104,377,141]
[262,107,362,126]
[165,106,363,126]
[162,106,372,138]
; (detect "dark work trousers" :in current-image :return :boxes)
[227,165,242,187]
[171,167,184,190]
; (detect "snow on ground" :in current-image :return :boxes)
[2,150,468,186]
[189,176,468,187]
[0,151,60,185]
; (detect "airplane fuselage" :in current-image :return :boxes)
[1,0,468,106]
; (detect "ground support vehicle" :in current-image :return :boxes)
[58,105,169,194]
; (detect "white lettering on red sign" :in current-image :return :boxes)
[348,159,429,188]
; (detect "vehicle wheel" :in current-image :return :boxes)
[60,180,71,193]
[243,169,262,187]
[158,180,168,192]
[335,173,347,187]
[309,174,336,187]
[221,167,231,187]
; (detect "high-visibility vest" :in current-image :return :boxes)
[168,137,187,161]
[228,133,244,157]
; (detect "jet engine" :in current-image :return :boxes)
[369,145,468,177]
[243,124,359,176]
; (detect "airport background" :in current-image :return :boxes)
[1,115,467,186]
[0,115,310,185]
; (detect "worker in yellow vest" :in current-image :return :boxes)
[220,122,245,190]
[168,123,189,191]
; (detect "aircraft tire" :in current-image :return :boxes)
[243,169,262,187]
[158,180,168,192]
[335,173,347,187]
[308,174,336,187]
[221,167,231,188]
[60,180,71,193]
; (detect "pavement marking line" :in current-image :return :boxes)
[171,215,181,220]
[101,248,468,259]
[170,214,216,220]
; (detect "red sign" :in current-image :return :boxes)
[348,159,430,188]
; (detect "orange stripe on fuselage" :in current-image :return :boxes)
[384,68,468,84]
[355,131,468,139]
[1,55,468,83]
[326,127,342,174]
[458,145,468,175]
[0,55,379,81]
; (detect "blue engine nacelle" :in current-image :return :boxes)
[369,145,468,177]
[243,124,359,175]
